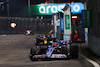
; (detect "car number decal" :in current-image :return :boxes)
[46,47,54,57]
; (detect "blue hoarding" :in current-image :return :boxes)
[81,10,84,28]
[70,2,84,14]
[60,18,64,31]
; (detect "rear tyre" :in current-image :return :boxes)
[35,38,43,46]
[29,47,38,61]
[71,45,78,59]
[62,45,70,60]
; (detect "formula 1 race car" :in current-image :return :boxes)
[25,29,34,35]
[29,34,78,61]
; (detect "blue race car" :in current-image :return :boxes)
[29,35,78,61]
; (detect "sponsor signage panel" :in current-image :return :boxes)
[60,18,64,30]
[26,3,84,15]
[63,34,70,41]
[64,5,71,41]
[81,10,93,28]
[65,15,70,29]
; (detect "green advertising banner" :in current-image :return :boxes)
[65,15,70,29]
[26,3,66,15]
[26,3,84,15]
[81,10,93,28]
[84,10,93,28]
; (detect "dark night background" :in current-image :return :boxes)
[0,0,81,17]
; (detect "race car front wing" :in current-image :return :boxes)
[32,54,67,59]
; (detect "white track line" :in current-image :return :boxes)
[79,53,100,67]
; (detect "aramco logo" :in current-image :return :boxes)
[39,5,64,14]
[39,3,82,14]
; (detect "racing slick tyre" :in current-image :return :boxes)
[35,38,43,46]
[29,47,38,61]
[62,45,70,60]
[71,45,78,59]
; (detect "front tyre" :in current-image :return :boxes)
[29,47,38,61]
[62,45,70,60]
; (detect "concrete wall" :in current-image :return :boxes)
[88,35,100,56]
[87,0,100,56]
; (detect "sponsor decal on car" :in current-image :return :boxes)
[46,47,54,57]
[51,54,66,58]
[60,40,70,44]
[33,54,46,58]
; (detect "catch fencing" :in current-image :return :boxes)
[0,17,53,34]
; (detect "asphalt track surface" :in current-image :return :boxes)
[0,34,95,67]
